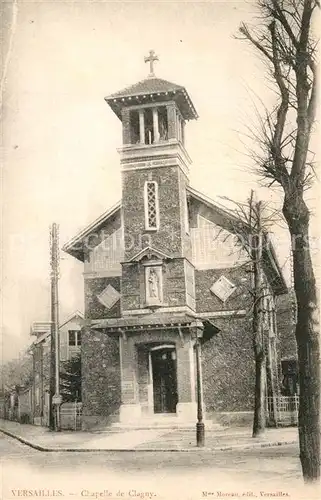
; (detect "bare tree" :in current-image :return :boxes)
[221,192,281,437]
[238,0,320,482]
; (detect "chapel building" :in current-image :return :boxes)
[63,52,288,429]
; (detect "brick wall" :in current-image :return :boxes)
[276,292,297,359]
[121,258,194,312]
[33,342,50,420]
[81,328,121,428]
[122,166,183,260]
[195,266,252,313]
[85,277,121,319]
[121,262,141,311]
[202,316,254,411]
[165,259,188,307]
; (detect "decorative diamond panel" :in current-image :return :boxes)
[146,182,157,228]
[97,284,120,310]
[210,276,236,302]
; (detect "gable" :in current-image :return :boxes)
[84,228,124,276]
[188,186,287,294]
[63,202,121,261]
[191,215,248,270]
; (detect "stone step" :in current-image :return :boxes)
[110,419,221,431]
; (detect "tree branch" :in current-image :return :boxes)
[239,23,274,63]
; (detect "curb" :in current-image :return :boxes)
[0,428,297,453]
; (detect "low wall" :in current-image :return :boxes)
[208,411,253,427]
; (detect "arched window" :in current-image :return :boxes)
[144,181,159,230]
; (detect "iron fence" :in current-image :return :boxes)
[267,395,299,426]
[60,402,82,430]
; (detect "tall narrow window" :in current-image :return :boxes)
[144,181,159,230]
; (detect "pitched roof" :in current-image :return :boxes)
[105,77,198,121]
[62,201,121,261]
[59,310,84,329]
[30,311,85,346]
[106,77,184,99]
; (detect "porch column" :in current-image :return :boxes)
[139,109,145,144]
[119,335,141,423]
[176,333,197,421]
[152,108,160,143]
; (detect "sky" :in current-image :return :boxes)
[1,0,319,362]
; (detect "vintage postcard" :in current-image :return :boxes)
[1,1,320,499]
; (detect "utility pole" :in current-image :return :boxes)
[49,223,61,431]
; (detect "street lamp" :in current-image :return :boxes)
[195,326,205,447]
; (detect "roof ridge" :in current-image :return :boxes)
[106,76,185,100]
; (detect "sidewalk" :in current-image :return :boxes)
[0,418,298,452]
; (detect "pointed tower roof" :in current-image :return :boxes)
[105,51,198,121]
[105,77,198,121]
[107,77,184,99]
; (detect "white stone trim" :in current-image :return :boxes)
[119,139,192,167]
[184,260,196,311]
[197,310,247,318]
[144,264,163,306]
[184,193,190,235]
[152,107,160,143]
[122,305,196,316]
[176,402,197,422]
[83,270,121,279]
[210,275,237,303]
[150,344,175,351]
[139,109,145,144]
[148,350,154,414]
[119,404,142,423]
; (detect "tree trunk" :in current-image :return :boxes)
[253,351,267,437]
[251,207,266,438]
[283,198,320,482]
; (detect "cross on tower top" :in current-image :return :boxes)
[144,50,159,78]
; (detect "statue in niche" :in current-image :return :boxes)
[147,267,161,301]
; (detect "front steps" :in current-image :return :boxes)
[110,413,222,431]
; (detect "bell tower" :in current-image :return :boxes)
[105,51,198,314]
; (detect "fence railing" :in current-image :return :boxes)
[267,395,299,425]
[60,402,82,431]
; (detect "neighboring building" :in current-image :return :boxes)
[30,311,83,425]
[276,291,298,396]
[63,54,289,430]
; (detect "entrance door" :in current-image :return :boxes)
[151,347,178,413]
